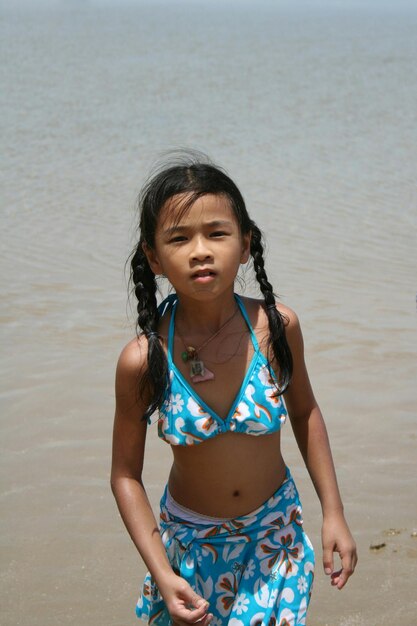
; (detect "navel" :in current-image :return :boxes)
[232,490,240,497]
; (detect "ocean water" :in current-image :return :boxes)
[1,2,416,625]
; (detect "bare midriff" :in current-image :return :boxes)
[168,431,287,518]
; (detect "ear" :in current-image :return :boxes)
[240,231,251,264]
[142,242,163,275]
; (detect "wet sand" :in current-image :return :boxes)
[1,302,416,626]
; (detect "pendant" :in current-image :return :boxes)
[182,346,197,362]
[190,359,215,383]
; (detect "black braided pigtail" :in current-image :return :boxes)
[250,222,293,393]
[131,241,168,420]
[130,151,292,411]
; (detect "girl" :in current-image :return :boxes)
[111,154,357,626]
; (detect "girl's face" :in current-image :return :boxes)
[144,193,250,301]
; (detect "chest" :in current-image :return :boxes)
[157,296,287,446]
[171,330,255,421]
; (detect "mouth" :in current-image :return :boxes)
[192,269,216,280]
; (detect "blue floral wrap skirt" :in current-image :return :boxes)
[136,469,315,626]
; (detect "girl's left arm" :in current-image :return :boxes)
[281,306,358,589]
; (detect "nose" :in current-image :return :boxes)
[190,235,213,262]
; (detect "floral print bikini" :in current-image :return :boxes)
[157,293,287,446]
[136,295,315,626]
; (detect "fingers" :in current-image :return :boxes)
[330,565,352,589]
[196,613,213,626]
[340,545,358,589]
[169,590,212,625]
[172,611,213,626]
[322,516,358,591]
[330,545,358,590]
[188,594,210,619]
[171,604,210,624]
[322,544,334,576]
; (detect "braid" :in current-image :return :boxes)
[250,222,293,393]
[129,151,294,411]
[131,242,168,419]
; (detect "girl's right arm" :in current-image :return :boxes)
[110,339,212,626]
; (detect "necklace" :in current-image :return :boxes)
[176,306,239,383]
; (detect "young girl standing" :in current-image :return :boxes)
[111,154,357,626]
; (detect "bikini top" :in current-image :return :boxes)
[157,294,287,446]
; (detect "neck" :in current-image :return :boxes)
[175,292,238,335]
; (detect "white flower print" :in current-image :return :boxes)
[243,558,256,580]
[195,415,218,437]
[267,586,294,609]
[254,578,295,612]
[280,587,295,605]
[304,534,314,553]
[285,503,303,527]
[304,558,314,577]
[244,384,273,422]
[233,400,251,422]
[229,620,244,626]
[268,587,295,610]
[170,393,184,414]
[264,385,283,408]
[258,366,288,417]
[297,596,308,626]
[244,383,255,403]
[253,577,269,608]
[258,366,278,398]
[284,481,296,501]
[209,618,223,626]
[258,364,274,387]
[278,607,296,625]
[233,593,250,616]
[215,571,237,617]
[238,419,270,433]
[173,417,204,445]
[222,541,245,564]
[186,396,210,418]
[297,575,308,594]
[158,415,179,445]
[256,527,305,579]
[195,572,214,601]
[268,588,278,608]
[136,595,143,611]
[259,500,285,530]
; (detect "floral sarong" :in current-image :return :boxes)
[136,469,315,626]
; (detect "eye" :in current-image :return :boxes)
[169,235,187,243]
[210,230,228,238]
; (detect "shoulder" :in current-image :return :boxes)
[275,302,302,337]
[238,296,301,335]
[116,335,149,396]
[117,334,148,372]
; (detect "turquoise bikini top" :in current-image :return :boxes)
[157,294,287,446]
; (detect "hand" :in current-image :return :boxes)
[159,573,213,626]
[322,511,358,590]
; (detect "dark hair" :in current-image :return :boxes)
[130,152,293,420]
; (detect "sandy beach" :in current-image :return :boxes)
[1,1,417,625]
[2,319,416,626]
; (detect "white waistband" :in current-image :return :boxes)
[165,489,232,525]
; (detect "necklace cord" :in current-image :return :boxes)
[176,306,239,360]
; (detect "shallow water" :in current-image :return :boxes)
[1,1,416,625]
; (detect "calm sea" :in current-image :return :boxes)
[1,1,416,625]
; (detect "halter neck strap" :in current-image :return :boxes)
[166,294,259,357]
